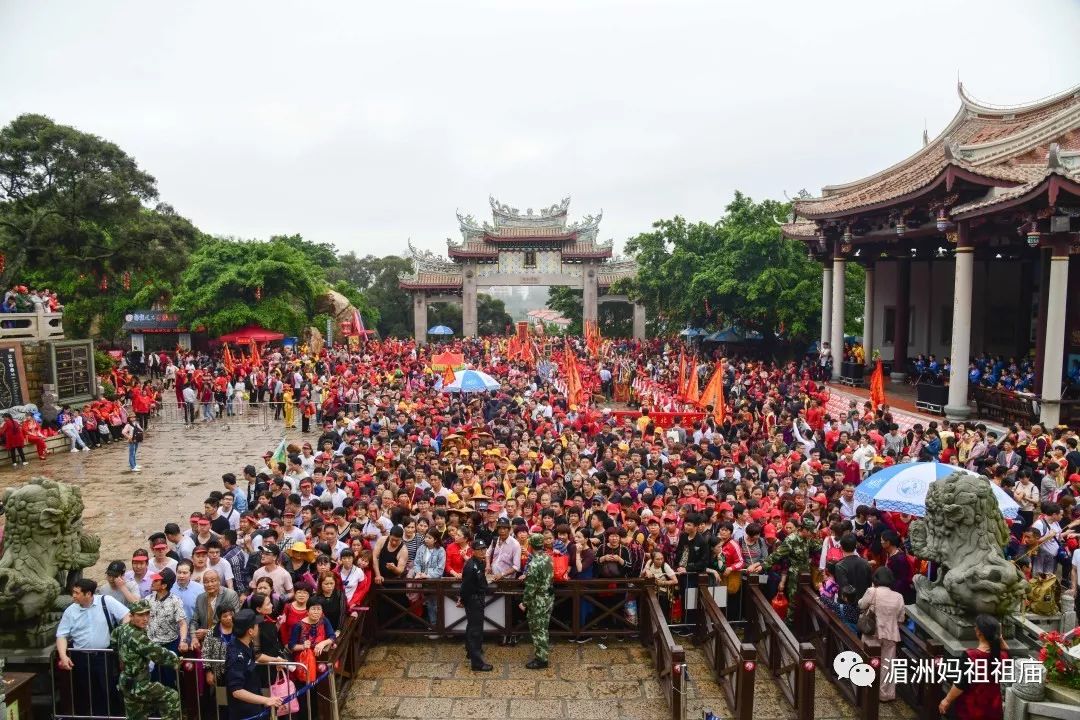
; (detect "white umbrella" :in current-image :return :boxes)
[854,462,1019,519]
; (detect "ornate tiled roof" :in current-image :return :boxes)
[399,271,462,290]
[779,221,818,240]
[951,164,1080,217]
[795,83,1080,219]
[401,199,637,290]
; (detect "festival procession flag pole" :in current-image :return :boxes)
[869,353,886,410]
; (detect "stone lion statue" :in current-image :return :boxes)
[909,471,1026,617]
[0,478,100,625]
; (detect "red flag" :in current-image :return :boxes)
[223,344,235,375]
[869,358,886,410]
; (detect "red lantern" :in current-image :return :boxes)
[122,271,131,290]
[771,593,789,617]
[255,286,262,301]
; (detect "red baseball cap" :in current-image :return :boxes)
[152,541,168,550]
[132,549,149,560]
[813,494,829,505]
[192,545,208,554]
[717,502,733,512]
[197,517,211,526]
[1069,473,1080,484]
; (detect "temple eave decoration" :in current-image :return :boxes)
[401,197,631,291]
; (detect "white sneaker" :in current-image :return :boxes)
[132,466,141,472]
[20,461,27,466]
[71,448,80,453]
[81,447,90,452]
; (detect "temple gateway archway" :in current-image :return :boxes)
[399,196,643,342]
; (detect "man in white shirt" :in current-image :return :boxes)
[56,579,130,716]
[216,493,241,531]
[167,522,196,560]
[181,383,198,426]
[321,475,347,508]
[148,540,178,575]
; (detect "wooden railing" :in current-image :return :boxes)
[743,577,815,720]
[314,608,370,717]
[370,577,652,640]
[794,583,880,720]
[640,586,687,720]
[695,576,756,720]
[0,306,64,341]
[895,622,945,717]
[970,386,1039,425]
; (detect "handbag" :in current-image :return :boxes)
[271,670,300,716]
[293,646,318,684]
[725,570,742,595]
[856,589,877,635]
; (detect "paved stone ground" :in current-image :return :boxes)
[0,412,300,579]
[341,639,919,720]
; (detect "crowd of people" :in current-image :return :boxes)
[1,284,63,313]
[44,336,1080,718]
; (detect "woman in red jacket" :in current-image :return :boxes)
[2,413,27,466]
[20,416,48,460]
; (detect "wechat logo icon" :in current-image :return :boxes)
[833,650,876,688]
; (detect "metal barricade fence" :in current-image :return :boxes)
[154,401,274,432]
[52,647,333,720]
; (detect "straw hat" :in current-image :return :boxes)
[287,542,316,563]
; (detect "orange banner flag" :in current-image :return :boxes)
[870,358,886,410]
[677,348,688,398]
[686,356,700,405]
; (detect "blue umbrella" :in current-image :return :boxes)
[854,462,1019,519]
[441,369,501,394]
[679,328,705,337]
[428,325,454,336]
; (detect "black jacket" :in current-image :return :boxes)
[460,557,489,603]
[834,553,873,602]
[674,532,710,574]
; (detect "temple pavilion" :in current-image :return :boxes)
[782,82,1080,427]
[399,196,640,343]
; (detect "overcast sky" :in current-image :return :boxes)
[2,1,1078,258]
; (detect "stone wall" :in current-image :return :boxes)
[20,340,47,407]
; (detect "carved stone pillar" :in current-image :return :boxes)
[820,263,832,357]
[582,264,599,327]
[413,294,427,345]
[1039,236,1071,426]
[462,266,478,338]
[831,252,846,380]
[945,224,974,421]
[632,302,646,340]
[862,264,874,367]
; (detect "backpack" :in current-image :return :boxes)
[132,425,145,443]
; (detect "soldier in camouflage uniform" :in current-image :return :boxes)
[751,516,821,622]
[110,599,181,720]
[519,534,554,669]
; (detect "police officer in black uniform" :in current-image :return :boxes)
[225,609,283,719]
[458,538,492,671]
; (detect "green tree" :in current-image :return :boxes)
[333,254,414,337]
[274,234,339,271]
[622,192,864,343]
[172,236,326,336]
[0,114,158,286]
[477,294,512,336]
[546,287,582,335]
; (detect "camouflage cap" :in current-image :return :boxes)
[129,599,151,614]
[528,533,545,549]
[800,517,818,531]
